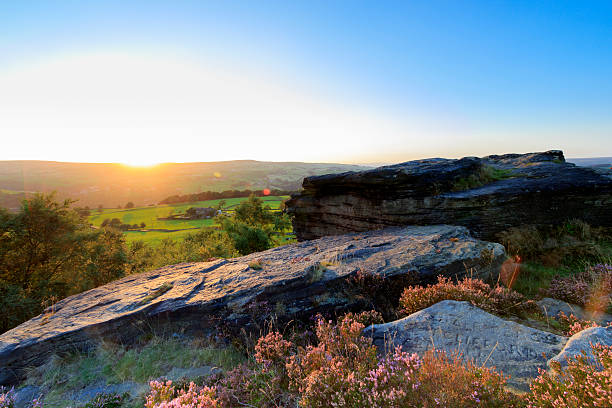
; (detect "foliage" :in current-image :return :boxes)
[78,393,127,408]
[0,194,130,332]
[527,344,612,408]
[555,311,603,336]
[145,381,219,408]
[159,189,293,205]
[0,387,15,408]
[88,196,289,245]
[218,195,291,255]
[546,263,612,314]
[143,311,522,408]
[399,276,540,318]
[451,165,513,191]
[498,221,611,267]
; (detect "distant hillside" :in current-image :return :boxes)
[0,160,369,208]
[567,157,612,168]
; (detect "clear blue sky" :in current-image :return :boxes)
[1,1,611,164]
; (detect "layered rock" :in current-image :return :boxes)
[286,150,612,241]
[0,225,504,385]
[365,300,567,391]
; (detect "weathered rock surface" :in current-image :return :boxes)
[365,300,567,391]
[538,297,612,325]
[549,326,612,369]
[0,225,504,386]
[286,150,612,241]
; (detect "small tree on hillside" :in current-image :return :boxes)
[125,202,135,209]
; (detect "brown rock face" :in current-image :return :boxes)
[0,225,504,386]
[286,150,612,241]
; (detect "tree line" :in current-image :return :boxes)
[159,189,295,205]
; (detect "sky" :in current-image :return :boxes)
[1,1,611,165]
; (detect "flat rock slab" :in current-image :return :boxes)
[0,225,504,385]
[287,150,612,241]
[365,300,567,391]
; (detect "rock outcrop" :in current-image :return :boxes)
[0,225,504,386]
[365,300,567,391]
[286,150,612,241]
[549,326,612,369]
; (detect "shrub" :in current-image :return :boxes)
[498,221,611,266]
[546,263,612,314]
[527,344,612,408]
[555,312,602,336]
[0,387,15,408]
[399,276,539,318]
[79,393,126,408]
[145,381,219,408]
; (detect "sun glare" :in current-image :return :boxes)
[121,159,161,168]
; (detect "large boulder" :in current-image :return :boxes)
[0,225,504,385]
[549,326,612,369]
[286,150,612,241]
[365,300,567,391]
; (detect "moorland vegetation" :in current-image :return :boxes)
[1,192,611,407]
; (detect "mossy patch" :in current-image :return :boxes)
[451,165,514,192]
[138,282,173,306]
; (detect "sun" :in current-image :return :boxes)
[121,159,162,167]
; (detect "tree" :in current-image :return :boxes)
[0,193,129,332]
[140,222,146,228]
[125,202,135,209]
[216,195,292,255]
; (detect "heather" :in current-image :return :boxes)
[399,276,540,318]
[4,310,612,407]
[546,263,612,315]
[142,312,524,408]
[527,343,612,408]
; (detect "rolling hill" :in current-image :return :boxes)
[0,160,369,209]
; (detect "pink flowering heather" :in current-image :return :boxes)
[254,331,293,371]
[556,311,602,336]
[145,380,219,408]
[527,344,612,408]
[399,276,538,318]
[547,263,612,314]
[0,387,15,408]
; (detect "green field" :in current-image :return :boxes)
[88,196,289,245]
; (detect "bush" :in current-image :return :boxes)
[546,263,612,314]
[527,344,612,408]
[399,276,539,318]
[498,221,611,266]
[0,194,131,332]
[145,381,219,408]
[0,387,15,408]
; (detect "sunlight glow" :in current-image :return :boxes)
[0,51,479,164]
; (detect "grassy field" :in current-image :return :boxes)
[88,196,289,245]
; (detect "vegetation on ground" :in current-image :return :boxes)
[0,194,292,332]
[399,276,540,318]
[17,336,244,407]
[88,196,288,245]
[451,165,514,191]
